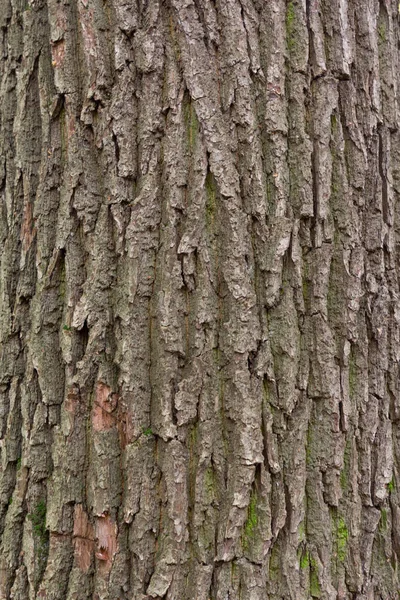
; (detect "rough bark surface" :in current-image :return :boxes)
[0,0,400,598]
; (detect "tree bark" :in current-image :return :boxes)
[0,0,400,598]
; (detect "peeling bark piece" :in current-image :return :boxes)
[94,514,117,574]
[73,504,94,573]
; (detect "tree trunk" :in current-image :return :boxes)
[0,0,399,598]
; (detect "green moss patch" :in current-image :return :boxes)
[286,2,296,51]
[310,555,321,597]
[242,489,259,550]
[28,499,49,573]
[337,516,348,562]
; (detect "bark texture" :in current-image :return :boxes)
[0,0,400,598]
